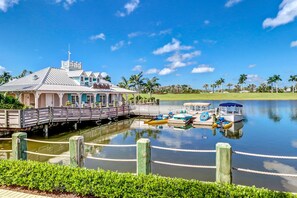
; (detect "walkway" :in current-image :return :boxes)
[0,189,50,198]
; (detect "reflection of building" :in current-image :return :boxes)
[220,121,244,139]
[0,57,135,108]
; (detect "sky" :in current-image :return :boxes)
[0,0,297,88]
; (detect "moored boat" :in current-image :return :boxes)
[168,113,193,125]
[217,102,244,122]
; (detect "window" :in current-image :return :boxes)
[97,78,99,83]
[81,76,84,81]
[89,78,92,82]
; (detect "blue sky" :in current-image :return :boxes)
[0,0,297,88]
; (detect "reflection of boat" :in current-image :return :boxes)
[218,102,244,122]
[168,114,192,125]
[168,123,192,130]
[220,121,244,139]
[146,119,168,125]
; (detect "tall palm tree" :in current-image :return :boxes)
[203,84,209,92]
[129,72,145,95]
[273,75,282,93]
[219,78,225,92]
[144,77,160,98]
[288,75,297,93]
[210,84,216,93]
[103,75,111,82]
[117,77,130,89]
[227,83,233,92]
[238,74,247,91]
[0,72,12,85]
[267,76,274,93]
[16,70,33,79]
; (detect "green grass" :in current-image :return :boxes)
[141,93,297,101]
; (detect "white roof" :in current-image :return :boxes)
[0,67,136,94]
[183,102,211,107]
[93,72,101,78]
[67,70,85,77]
[85,71,95,78]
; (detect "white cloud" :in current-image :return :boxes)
[225,0,242,8]
[263,0,297,29]
[55,0,77,9]
[0,0,19,12]
[166,51,200,69]
[292,140,297,148]
[145,68,159,74]
[191,64,215,73]
[110,40,131,51]
[132,65,142,71]
[159,68,175,75]
[101,72,108,78]
[247,74,263,83]
[128,32,144,38]
[203,39,217,45]
[117,0,139,17]
[204,20,210,25]
[153,38,192,55]
[0,66,6,73]
[290,40,297,47]
[90,33,106,41]
[248,64,256,68]
[137,57,146,63]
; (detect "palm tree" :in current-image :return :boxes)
[117,77,130,89]
[219,78,225,92]
[288,75,297,93]
[210,84,216,93]
[227,83,233,92]
[203,84,209,92]
[103,75,111,82]
[144,77,160,98]
[267,76,274,93]
[129,72,145,95]
[16,69,33,79]
[273,75,282,93]
[238,74,247,91]
[0,72,12,85]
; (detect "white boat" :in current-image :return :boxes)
[218,103,244,122]
[168,113,193,125]
[183,102,215,126]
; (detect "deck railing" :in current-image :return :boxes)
[0,105,130,129]
[5,132,297,185]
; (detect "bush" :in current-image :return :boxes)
[0,94,24,109]
[0,160,294,198]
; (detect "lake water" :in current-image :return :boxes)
[1,100,297,192]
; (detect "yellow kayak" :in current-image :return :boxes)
[148,119,168,125]
[223,122,233,129]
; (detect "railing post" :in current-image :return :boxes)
[137,138,151,175]
[69,136,84,167]
[216,142,232,184]
[12,132,27,160]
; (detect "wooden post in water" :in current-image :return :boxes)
[216,142,232,184]
[137,138,151,175]
[12,132,27,160]
[69,136,84,167]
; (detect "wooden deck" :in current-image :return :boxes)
[0,105,131,130]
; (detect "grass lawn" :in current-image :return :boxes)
[139,93,297,100]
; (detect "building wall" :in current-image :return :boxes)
[54,94,59,106]
[38,94,46,108]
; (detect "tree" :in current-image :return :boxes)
[273,75,282,93]
[238,74,247,91]
[219,78,225,92]
[267,76,274,93]
[16,70,33,79]
[203,84,209,92]
[129,72,145,96]
[247,84,256,92]
[0,72,12,85]
[226,83,233,92]
[288,75,297,93]
[210,84,216,93]
[103,75,111,82]
[144,77,160,98]
[117,77,130,89]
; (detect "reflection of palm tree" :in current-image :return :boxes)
[268,109,282,122]
[123,128,161,142]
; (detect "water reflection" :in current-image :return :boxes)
[219,121,244,139]
[268,109,282,122]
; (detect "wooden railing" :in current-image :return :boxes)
[0,105,130,129]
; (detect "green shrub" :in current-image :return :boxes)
[0,160,294,198]
[0,94,24,109]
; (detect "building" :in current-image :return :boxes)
[0,58,136,108]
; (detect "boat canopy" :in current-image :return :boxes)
[219,103,243,107]
[183,102,211,107]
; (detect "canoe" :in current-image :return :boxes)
[147,119,168,125]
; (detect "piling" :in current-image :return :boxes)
[69,136,84,167]
[12,132,27,160]
[137,138,151,175]
[216,142,232,183]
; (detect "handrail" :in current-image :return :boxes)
[232,167,297,177]
[25,138,69,145]
[151,145,216,153]
[152,160,216,169]
[86,156,136,162]
[84,142,136,147]
[233,150,297,160]
[0,150,12,153]
[0,138,12,141]
[25,150,69,157]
